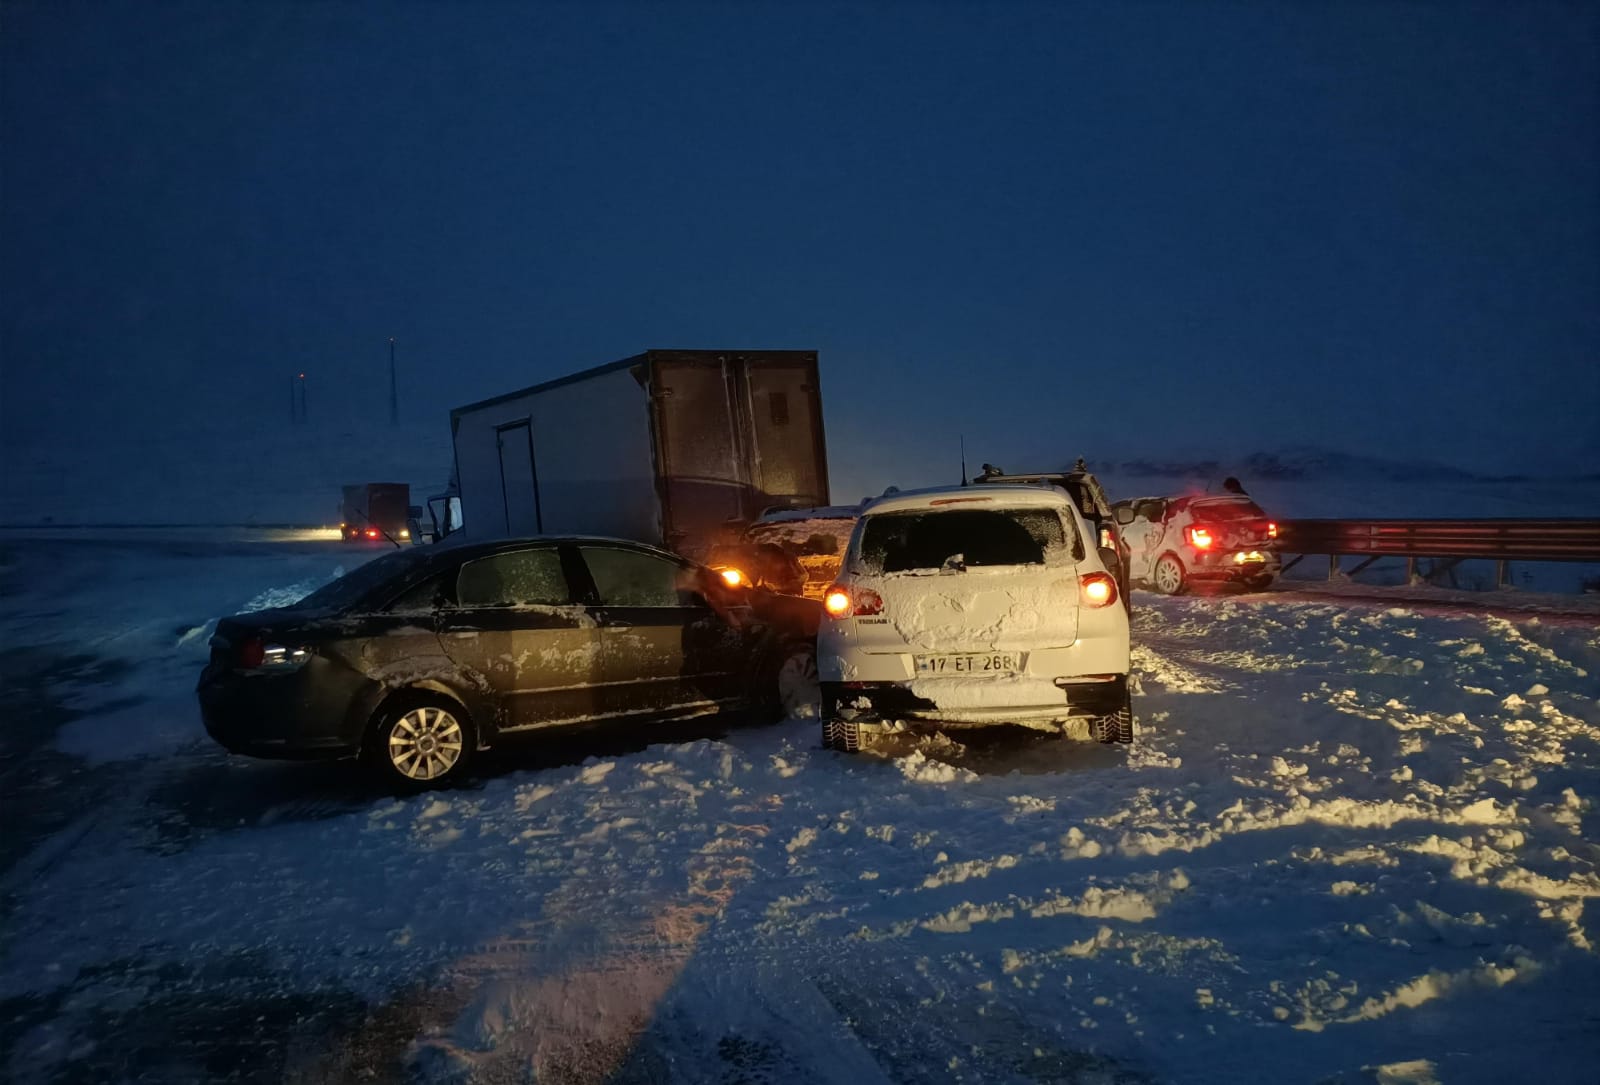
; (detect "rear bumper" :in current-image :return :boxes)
[822,675,1126,726]
[1186,550,1281,581]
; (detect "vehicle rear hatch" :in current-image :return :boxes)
[848,505,1080,657]
[1191,499,1276,549]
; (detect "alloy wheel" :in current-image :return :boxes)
[387,705,465,781]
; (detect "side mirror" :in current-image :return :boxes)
[1114,506,1136,526]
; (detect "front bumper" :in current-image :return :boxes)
[197,662,365,760]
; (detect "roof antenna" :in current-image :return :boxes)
[960,435,968,487]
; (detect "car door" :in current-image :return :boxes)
[574,544,750,719]
[1116,501,1156,581]
[434,545,603,731]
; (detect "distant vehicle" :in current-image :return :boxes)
[815,484,1133,752]
[199,537,819,787]
[706,503,863,601]
[972,461,1130,610]
[1111,494,1280,594]
[339,483,413,543]
[448,350,830,563]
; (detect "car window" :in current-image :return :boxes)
[384,573,448,613]
[858,508,1074,574]
[1190,500,1266,522]
[456,549,572,607]
[580,547,693,607]
[296,548,434,612]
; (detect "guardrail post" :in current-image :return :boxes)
[1496,560,1510,590]
[1329,554,1339,581]
[1406,556,1417,585]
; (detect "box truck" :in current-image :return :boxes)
[449,350,828,560]
[339,483,414,542]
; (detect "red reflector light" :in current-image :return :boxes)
[1186,527,1214,550]
[237,637,264,669]
[1080,572,1117,608]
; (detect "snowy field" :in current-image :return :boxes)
[2,530,1598,1084]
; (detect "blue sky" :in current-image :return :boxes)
[3,0,1596,494]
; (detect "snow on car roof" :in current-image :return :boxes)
[863,484,1074,516]
[754,504,864,523]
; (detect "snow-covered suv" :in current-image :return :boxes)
[1112,494,1280,594]
[816,485,1133,751]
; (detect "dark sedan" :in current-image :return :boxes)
[199,536,819,787]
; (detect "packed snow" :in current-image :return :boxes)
[1,528,1598,1083]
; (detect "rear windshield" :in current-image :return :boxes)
[857,507,1076,574]
[1190,500,1267,523]
[296,548,433,612]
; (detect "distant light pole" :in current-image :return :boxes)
[388,337,398,426]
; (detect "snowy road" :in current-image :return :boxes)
[2,535,1598,1084]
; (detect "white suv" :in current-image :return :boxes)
[816,484,1132,751]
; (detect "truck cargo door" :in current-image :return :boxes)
[744,359,827,510]
[496,420,542,535]
[651,359,746,553]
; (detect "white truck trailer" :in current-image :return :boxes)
[448,350,829,560]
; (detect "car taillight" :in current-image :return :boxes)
[823,585,882,618]
[237,637,265,669]
[1079,572,1117,608]
[365,528,379,539]
[1267,522,1278,538]
[717,567,747,588]
[1186,527,1214,550]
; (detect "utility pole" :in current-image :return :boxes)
[388,337,398,426]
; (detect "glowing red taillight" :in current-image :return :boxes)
[365,528,379,538]
[1079,572,1118,608]
[1186,526,1214,550]
[237,637,265,669]
[823,585,882,618]
[1267,522,1278,538]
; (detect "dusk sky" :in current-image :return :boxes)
[3,0,1596,493]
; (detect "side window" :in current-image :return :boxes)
[456,549,572,608]
[385,573,447,614]
[580,547,691,607]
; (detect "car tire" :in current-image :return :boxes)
[821,718,875,753]
[1243,574,1274,591]
[1152,554,1187,596]
[1090,700,1135,745]
[773,642,822,720]
[366,693,473,789]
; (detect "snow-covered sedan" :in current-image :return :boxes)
[816,485,1132,751]
[1112,494,1280,594]
[198,537,818,788]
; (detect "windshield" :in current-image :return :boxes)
[295,548,434,612]
[857,507,1075,574]
[1190,500,1267,522]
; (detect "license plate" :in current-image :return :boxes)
[915,653,1020,676]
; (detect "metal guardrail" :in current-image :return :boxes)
[1276,518,1600,586]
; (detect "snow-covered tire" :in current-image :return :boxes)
[365,693,473,789]
[1242,574,1274,591]
[1152,554,1187,595]
[1090,705,1134,745]
[822,718,873,753]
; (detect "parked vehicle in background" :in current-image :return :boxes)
[448,350,829,563]
[972,461,1130,610]
[1112,494,1280,594]
[707,503,863,600]
[340,483,413,543]
[815,485,1132,751]
[198,537,819,788]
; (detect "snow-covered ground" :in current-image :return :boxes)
[2,531,1598,1084]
